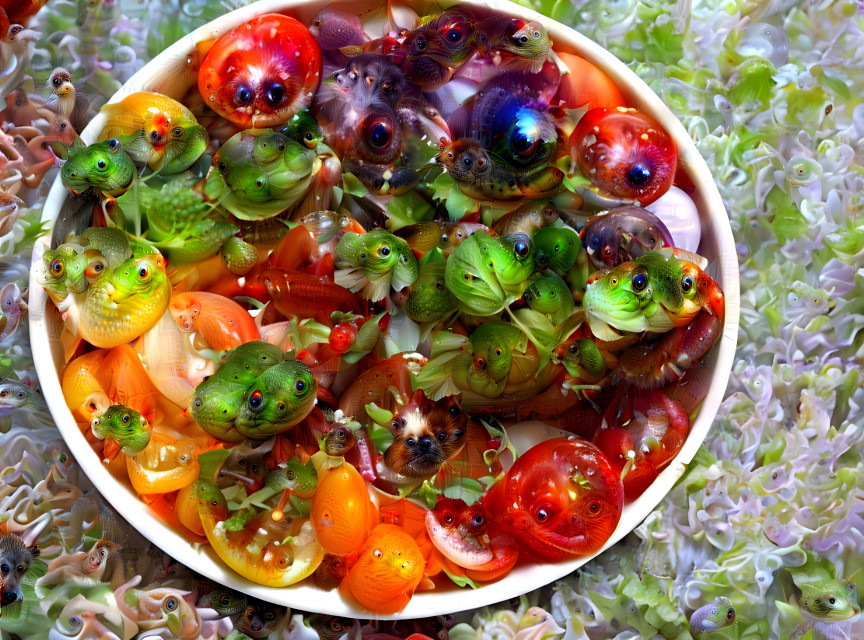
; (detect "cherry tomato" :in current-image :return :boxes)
[329,323,359,354]
[570,107,676,206]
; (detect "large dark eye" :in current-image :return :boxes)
[535,508,548,521]
[248,390,264,411]
[568,344,579,355]
[514,240,529,258]
[415,36,427,50]
[588,501,600,513]
[461,154,473,168]
[50,258,64,276]
[108,138,120,150]
[445,27,462,42]
[436,432,446,441]
[407,438,416,447]
[52,76,61,86]
[627,164,652,186]
[164,597,178,611]
[97,158,107,169]
[121,413,130,423]
[632,273,647,291]
[264,611,276,622]
[235,86,253,104]
[368,121,392,149]
[726,608,735,619]
[380,245,391,256]
[828,597,837,605]
[681,275,694,293]
[172,127,183,137]
[0,563,9,573]
[448,406,459,417]
[265,83,285,106]
[138,264,149,279]
[294,380,306,393]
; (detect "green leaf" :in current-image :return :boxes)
[763,186,807,244]
[443,567,480,589]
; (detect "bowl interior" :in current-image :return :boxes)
[30,0,740,620]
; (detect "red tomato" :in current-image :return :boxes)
[482,437,623,561]
[570,107,677,206]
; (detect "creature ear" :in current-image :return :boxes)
[28,544,40,558]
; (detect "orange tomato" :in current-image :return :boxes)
[126,432,199,495]
[556,52,627,111]
[311,460,377,555]
[345,524,426,614]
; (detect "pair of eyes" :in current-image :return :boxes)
[151,127,184,139]
[234,84,285,107]
[514,31,543,43]
[405,431,453,446]
[246,381,307,410]
[358,244,397,260]
[534,501,601,521]
[245,609,277,622]
[442,511,484,527]
[0,563,27,575]
[235,458,260,473]
[0,388,26,400]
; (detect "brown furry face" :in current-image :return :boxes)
[384,392,468,477]
[236,600,287,638]
[0,534,39,607]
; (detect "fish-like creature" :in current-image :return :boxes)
[78,253,171,348]
[90,404,151,460]
[334,229,419,302]
[198,14,322,128]
[99,91,209,174]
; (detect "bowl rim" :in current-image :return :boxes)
[29,0,740,620]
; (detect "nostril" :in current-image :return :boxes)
[2,591,18,604]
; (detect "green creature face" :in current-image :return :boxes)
[61,138,135,197]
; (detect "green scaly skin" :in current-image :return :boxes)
[214,342,285,389]
[334,230,419,302]
[194,479,229,521]
[209,589,247,616]
[279,110,323,150]
[583,261,656,339]
[634,251,687,319]
[61,138,136,198]
[78,253,171,348]
[404,261,456,323]
[35,245,90,300]
[555,338,606,384]
[90,404,151,455]
[452,322,526,398]
[533,226,582,276]
[236,361,317,439]
[203,128,321,221]
[158,123,209,175]
[522,273,575,325]
[189,378,248,443]
[265,458,318,499]
[73,227,134,266]
[444,230,507,316]
[116,122,208,176]
[799,580,861,621]
[482,232,536,291]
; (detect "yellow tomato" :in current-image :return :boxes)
[126,432,198,495]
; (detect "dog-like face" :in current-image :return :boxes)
[384,390,467,478]
[0,534,39,607]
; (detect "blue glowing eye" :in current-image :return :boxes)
[632,273,648,291]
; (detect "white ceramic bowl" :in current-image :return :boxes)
[30,0,740,620]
